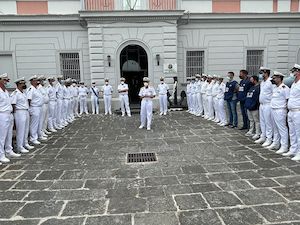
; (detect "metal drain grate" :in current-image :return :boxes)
[127,153,157,163]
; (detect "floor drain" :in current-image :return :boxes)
[127,153,157,163]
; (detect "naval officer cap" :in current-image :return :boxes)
[79,81,84,84]
[160,77,165,81]
[202,73,207,77]
[120,77,125,81]
[105,78,109,82]
[38,75,46,80]
[195,74,201,78]
[57,75,64,79]
[15,77,26,84]
[259,66,271,73]
[65,78,72,83]
[272,71,285,77]
[29,75,39,81]
[0,73,9,80]
[48,76,55,81]
[191,76,196,80]
[291,63,300,72]
[143,77,150,82]
[207,74,213,79]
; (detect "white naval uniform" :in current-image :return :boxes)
[259,77,274,141]
[118,83,131,116]
[139,86,156,129]
[38,85,49,137]
[206,81,214,119]
[195,80,203,115]
[62,85,68,122]
[69,86,75,120]
[0,87,14,160]
[90,86,100,114]
[102,84,113,115]
[78,86,88,114]
[186,83,192,111]
[11,89,30,151]
[271,83,290,148]
[212,81,220,121]
[157,83,169,114]
[56,82,64,126]
[201,81,208,117]
[287,80,300,156]
[47,84,57,130]
[72,86,79,117]
[190,82,197,114]
[217,82,227,124]
[27,85,44,142]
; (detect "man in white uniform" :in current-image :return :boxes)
[47,77,57,132]
[186,77,191,112]
[190,76,197,115]
[27,75,45,145]
[11,77,32,153]
[90,81,100,114]
[212,75,220,123]
[37,76,48,140]
[72,80,80,118]
[206,75,214,120]
[255,67,275,147]
[55,75,64,129]
[201,74,208,118]
[216,77,227,126]
[195,74,203,117]
[139,77,156,130]
[284,64,300,161]
[157,77,169,116]
[118,77,131,117]
[0,73,21,164]
[78,81,89,115]
[268,71,290,153]
[102,78,113,115]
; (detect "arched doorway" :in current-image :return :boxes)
[120,44,148,104]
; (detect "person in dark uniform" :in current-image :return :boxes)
[238,70,253,130]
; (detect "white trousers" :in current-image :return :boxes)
[29,106,42,142]
[196,93,203,115]
[104,95,112,114]
[120,95,131,115]
[43,103,48,131]
[159,94,168,114]
[70,98,75,119]
[67,99,72,120]
[79,96,88,114]
[213,96,219,120]
[288,111,300,154]
[91,96,99,114]
[73,97,79,116]
[207,95,214,118]
[140,99,153,128]
[202,94,208,116]
[259,104,273,141]
[187,94,191,111]
[14,110,30,150]
[247,110,261,135]
[0,113,13,159]
[271,108,289,147]
[63,99,69,122]
[218,98,226,124]
[56,99,63,126]
[191,93,197,113]
[48,101,56,130]
[38,104,48,137]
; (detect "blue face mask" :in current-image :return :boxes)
[4,82,10,88]
[258,74,263,81]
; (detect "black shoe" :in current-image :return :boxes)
[239,127,248,130]
[225,124,232,127]
[230,125,237,128]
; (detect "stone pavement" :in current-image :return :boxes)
[0,111,299,225]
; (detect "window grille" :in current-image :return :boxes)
[186,51,204,77]
[60,53,81,81]
[247,50,264,76]
[123,0,142,10]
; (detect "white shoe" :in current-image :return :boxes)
[208,117,213,121]
[204,116,208,119]
[39,137,47,141]
[282,151,296,157]
[49,129,57,133]
[262,140,272,147]
[291,153,300,161]
[128,114,131,117]
[0,157,10,163]
[147,127,151,131]
[42,134,48,138]
[121,114,125,117]
[163,112,167,116]
[32,140,41,145]
[7,152,21,158]
[255,137,265,144]
[19,148,29,154]
[139,125,144,129]
[44,130,51,135]
[159,112,163,116]
[220,123,225,127]
[266,143,280,150]
[25,144,34,150]
[252,134,260,140]
[214,120,220,123]
[276,146,288,154]
[245,132,253,137]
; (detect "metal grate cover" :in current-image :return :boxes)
[127,153,157,163]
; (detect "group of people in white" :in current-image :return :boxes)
[186,64,300,161]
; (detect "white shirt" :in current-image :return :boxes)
[27,85,44,107]
[157,83,169,95]
[62,85,69,99]
[118,83,129,96]
[190,82,196,94]
[271,83,290,109]
[212,82,220,97]
[78,86,88,97]
[186,83,191,95]
[206,82,213,96]
[11,89,29,110]
[102,85,113,96]
[90,86,100,98]
[0,87,13,113]
[217,82,226,99]
[56,83,64,100]
[38,85,49,104]
[139,86,156,99]
[288,80,300,110]
[47,85,57,101]
[259,77,274,104]
[201,81,208,94]
[195,80,201,93]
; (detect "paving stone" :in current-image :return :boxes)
[273,186,300,201]
[0,171,24,180]
[17,201,64,218]
[179,210,223,225]
[190,183,221,193]
[40,218,85,225]
[202,191,243,207]
[248,178,281,188]
[181,165,206,174]
[54,189,107,200]
[274,176,300,186]
[36,170,63,180]
[85,179,115,189]
[202,164,233,173]
[177,174,209,184]
[254,204,300,223]
[147,196,177,212]
[218,207,265,225]
[60,170,87,180]
[114,178,145,188]
[134,212,179,225]
[106,187,138,198]
[0,191,28,200]
[258,168,295,178]
[139,186,165,197]
[85,215,132,225]
[163,185,193,195]
[0,181,17,190]
[208,172,240,182]
[13,181,53,190]
[237,170,263,179]
[0,220,40,225]
[234,189,287,205]
[217,180,253,191]
[62,199,106,216]
[49,180,84,189]
[174,194,208,210]
[108,197,147,214]
[25,190,57,201]
[145,176,179,186]
[0,202,25,218]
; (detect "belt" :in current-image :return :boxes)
[0,111,12,114]
[289,108,300,112]
[272,108,287,110]
[260,102,270,105]
[159,94,167,95]
[143,98,152,100]
[16,109,28,111]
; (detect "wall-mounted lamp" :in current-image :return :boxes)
[156,54,160,66]
[107,55,111,67]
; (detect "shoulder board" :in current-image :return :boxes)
[282,85,286,88]
[10,90,17,96]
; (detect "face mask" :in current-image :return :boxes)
[144,82,148,87]
[105,82,108,85]
[160,81,164,84]
[227,76,231,80]
[4,82,10,88]
[121,81,124,84]
[72,83,76,87]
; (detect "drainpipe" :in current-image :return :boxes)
[80,0,85,10]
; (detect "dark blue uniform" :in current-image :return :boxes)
[224,80,238,127]
[238,78,253,129]
[245,84,260,111]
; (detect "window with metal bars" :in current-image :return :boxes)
[60,53,81,81]
[186,51,204,78]
[246,50,264,76]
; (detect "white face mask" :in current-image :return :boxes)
[105,82,108,85]
[72,83,76,87]
[121,81,124,84]
[144,82,149,87]
[160,81,164,84]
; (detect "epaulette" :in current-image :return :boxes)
[282,85,286,88]
[10,90,17,96]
